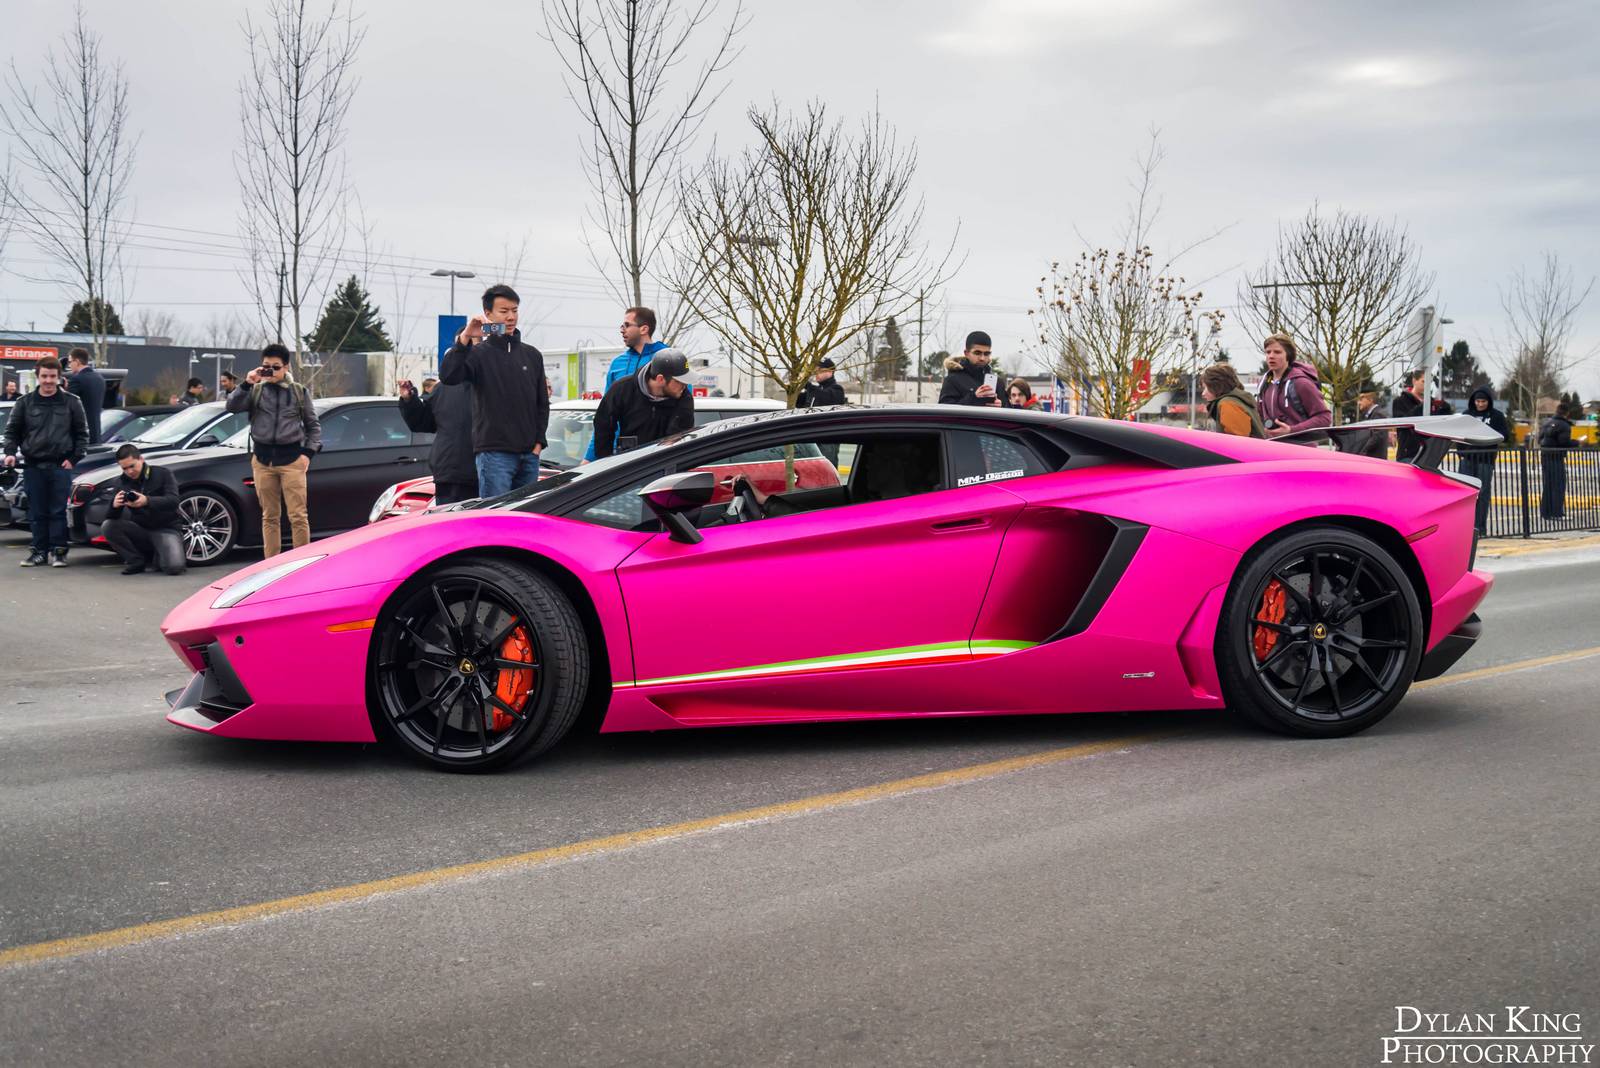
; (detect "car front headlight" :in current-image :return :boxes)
[368,485,400,524]
[211,555,326,609]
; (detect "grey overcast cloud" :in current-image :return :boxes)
[3,0,1597,392]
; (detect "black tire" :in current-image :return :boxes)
[1218,526,1423,737]
[370,558,590,772]
[178,490,239,566]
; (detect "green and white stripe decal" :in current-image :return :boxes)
[624,639,1037,689]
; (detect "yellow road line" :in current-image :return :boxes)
[1411,644,1600,690]
[7,644,1597,972]
[0,735,1150,971]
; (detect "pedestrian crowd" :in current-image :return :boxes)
[3,302,1589,574]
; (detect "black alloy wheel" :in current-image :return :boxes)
[1220,527,1423,737]
[372,559,589,771]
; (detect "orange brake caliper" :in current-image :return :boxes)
[491,625,536,731]
[1253,579,1287,661]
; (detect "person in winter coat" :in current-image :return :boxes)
[938,331,1004,407]
[2,380,19,401]
[438,284,551,497]
[1200,363,1265,438]
[1256,333,1330,443]
[591,350,696,459]
[65,348,106,444]
[2,355,89,567]
[100,443,186,575]
[1459,386,1509,534]
[1538,402,1573,520]
[797,358,848,409]
[398,377,477,505]
[227,344,323,556]
[1006,378,1041,410]
[585,306,670,461]
[1390,369,1427,462]
[1333,384,1391,459]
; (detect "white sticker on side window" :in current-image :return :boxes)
[957,469,1025,486]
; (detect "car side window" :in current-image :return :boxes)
[319,406,413,451]
[948,431,1050,487]
[572,470,667,532]
[206,411,248,442]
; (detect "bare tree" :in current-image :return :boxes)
[672,102,952,416]
[0,6,137,364]
[1240,205,1433,423]
[131,308,189,343]
[236,0,363,373]
[1495,253,1596,419]
[1030,137,1219,421]
[544,0,746,337]
[198,309,268,350]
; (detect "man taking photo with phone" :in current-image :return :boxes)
[939,331,1004,407]
[227,344,321,557]
[439,284,550,497]
[101,443,186,575]
[3,355,89,567]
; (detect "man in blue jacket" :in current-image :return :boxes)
[584,306,668,461]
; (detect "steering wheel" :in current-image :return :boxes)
[722,475,763,523]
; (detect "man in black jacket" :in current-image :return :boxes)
[3,355,89,567]
[592,350,696,459]
[438,284,549,497]
[797,358,848,409]
[938,331,1004,407]
[1391,369,1426,462]
[397,377,477,504]
[1460,386,1509,534]
[66,348,107,444]
[100,443,186,575]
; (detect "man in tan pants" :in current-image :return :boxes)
[227,344,322,557]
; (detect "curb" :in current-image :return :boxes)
[1477,533,1600,558]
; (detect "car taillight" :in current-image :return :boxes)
[70,483,96,505]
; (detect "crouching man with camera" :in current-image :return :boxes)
[101,443,186,575]
[226,344,322,557]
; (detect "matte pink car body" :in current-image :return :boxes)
[160,417,1491,746]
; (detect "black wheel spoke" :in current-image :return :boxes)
[1343,648,1385,690]
[493,656,538,672]
[1345,590,1398,616]
[431,679,463,756]
[431,583,463,650]
[1309,551,1323,604]
[471,693,490,755]
[401,624,453,661]
[1251,619,1297,635]
[486,692,528,724]
[1320,657,1344,717]
[1271,570,1312,612]
[1289,647,1318,709]
[1351,636,1407,650]
[463,580,483,647]
[1343,556,1367,604]
[1254,637,1305,678]
[481,610,523,654]
[394,678,450,725]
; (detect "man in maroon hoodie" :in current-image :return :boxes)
[1256,332,1331,443]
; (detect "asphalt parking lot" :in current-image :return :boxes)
[2,526,1597,1066]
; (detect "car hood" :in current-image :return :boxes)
[73,445,245,486]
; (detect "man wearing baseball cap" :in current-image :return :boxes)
[590,348,697,459]
[797,357,848,409]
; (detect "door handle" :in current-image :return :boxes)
[931,515,988,531]
[395,456,421,464]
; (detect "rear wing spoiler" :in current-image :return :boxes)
[1282,414,1503,472]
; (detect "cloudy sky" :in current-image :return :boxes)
[3,0,1597,394]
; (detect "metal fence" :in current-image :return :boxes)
[1441,446,1600,538]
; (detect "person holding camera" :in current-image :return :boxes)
[797,357,848,409]
[101,443,186,575]
[591,350,696,459]
[438,284,549,497]
[226,344,321,557]
[3,355,89,568]
[939,332,1004,407]
[397,376,476,505]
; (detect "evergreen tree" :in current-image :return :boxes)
[307,275,392,352]
[877,317,910,380]
[1440,339,1491,397]
[921,349,950,377]
[63,299,125,337]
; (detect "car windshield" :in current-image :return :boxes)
[541,409,596,470]
[134,404,221,445]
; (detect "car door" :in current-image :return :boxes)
[610,428,1026,700]
[308,404,429,532]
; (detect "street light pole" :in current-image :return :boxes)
[430,268,477,316]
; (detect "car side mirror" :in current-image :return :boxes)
[193,434,220,448]
[639,470,714,544]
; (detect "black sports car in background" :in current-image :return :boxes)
[67,396,434,565]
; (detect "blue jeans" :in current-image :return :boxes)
[23,462,73,554]
[475,451,542,499]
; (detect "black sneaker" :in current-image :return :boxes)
[121,563,147,575]
[49,549,68,568]
[20,552,47,567]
